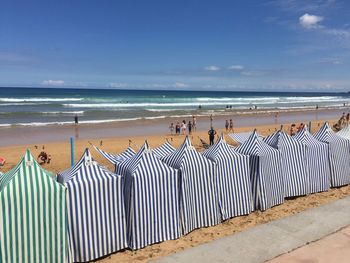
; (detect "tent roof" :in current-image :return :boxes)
[337,124,350,140]
[93,145,135,165]
[153,141,176,158]
[314,122,346,143]
[294,125,327,146]
[228,131,263,144]
[236,130,279,156]
[58,148,116,184]
[0,149,58,192]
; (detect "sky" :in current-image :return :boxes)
[1,0,350,92]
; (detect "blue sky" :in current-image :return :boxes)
[1,0,350,91]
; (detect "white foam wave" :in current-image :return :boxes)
[41,111,84,115]
[0,97,83,102]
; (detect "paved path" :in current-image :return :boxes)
[154,196,350,263]
[268,226,350,263]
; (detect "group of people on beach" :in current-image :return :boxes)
[333,112,350,131]
[169,116,197,136]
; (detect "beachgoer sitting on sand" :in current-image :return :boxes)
[37,151,51,164]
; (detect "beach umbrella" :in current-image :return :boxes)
[294,125,331,193]
[202,134,253,220]
[162,136,220,234]
[152,140,176,159]
[337,124,350,139]
[264,130,309,197]
[314,122,350,187]
[0,149,71,263]
[57,149,127,262]
[116,142,181,250]
[93,146,135,171]
[236,130,284,211]
[228,131,263,144]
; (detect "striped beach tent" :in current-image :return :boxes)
[228,131,263,144]
[162,137,220,234]
[236,130,284,211]
[116,142,181,250]
[314,122,350,187]
[264,130,309,197]
[337,124,350,139]
[153,140,176,159]
[93,146,135,171]
[294,126,331,193]
[0,149,71,263]
[57,149,127,262]
[202,134,253,220]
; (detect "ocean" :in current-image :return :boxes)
[1,87,349,127]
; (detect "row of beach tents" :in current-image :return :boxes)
[1,122,350,262]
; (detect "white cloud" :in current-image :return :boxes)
[108,82,128,88]
[173,82,189,88]
[299,13,324,29]
[41,80,65,86]
[205,65,220,71]
[228,65,244,71]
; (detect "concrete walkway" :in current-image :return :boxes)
[268,226,350,263]
[154,196,350,263]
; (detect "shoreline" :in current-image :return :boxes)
[0,107,347,147]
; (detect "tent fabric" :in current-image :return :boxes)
[264,130,309,197]
[0,149,71,263]
[202,134,253,220]
[153,141,176,159]
[294,126,331,193]
[337,124,350,139]
[93,146,135,171]
[57,149,127,262]
[228,131,263,144]
[116,142,181,250]
[314,122,350,187]
[236,131,284,211]
[162,137,220,234]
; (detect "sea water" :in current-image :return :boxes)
[1,87,349,127]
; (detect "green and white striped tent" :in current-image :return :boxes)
[0,149,71,263]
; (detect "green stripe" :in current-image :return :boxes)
[34,163,42,261]
[18,158,26,262]
[12,171,19,263]
[52,175,58,262]
[29,166,36,262]
[26,161,34,262]
[60,189,65,263]
[1,192,7,261]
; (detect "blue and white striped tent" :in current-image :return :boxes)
[229,131,263,144]
[314,122,350,187]
[153,140,176,159]
[236,130,284,211]
[294,126,331,193]
[202,134,253,220]
[58,149,127,262]
[337,124,350,139]
[93,146,135,171]
[162,137,220,235]
[116,142,181,250]
[264,130,309,197]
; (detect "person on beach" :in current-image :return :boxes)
[192,116,197,131]
[297,123,304,132]
[346,113,350,125]
[225,120,229,131]
[169,123,174,135]
[188,121,192,135]
[229,119,234,132]
[74,114,79,124]
[208,127,217,145]
[175,122,180,135]
[181,120,187,135]
[290,123,297,136]
[37,150,51,165]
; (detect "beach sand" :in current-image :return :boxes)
[0,115,349,263]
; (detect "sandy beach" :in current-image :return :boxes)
[1,111,350,262]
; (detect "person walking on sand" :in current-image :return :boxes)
[181,121,187,135]
[192,116,197,131]
[208,127,217,145]
[169,123,174,135]
[188,121,192,135]
[225,120,229,132]
[229,119,234,132]
[175,122,180,135]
